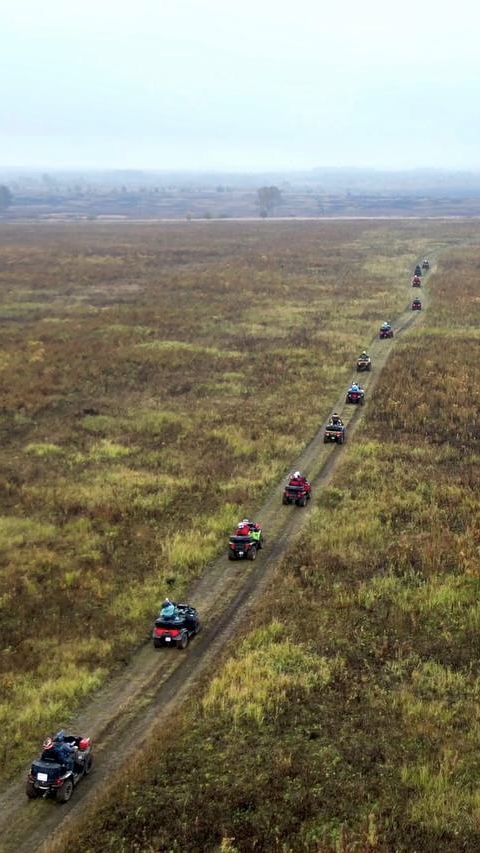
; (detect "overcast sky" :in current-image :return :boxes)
[1,0,479,171]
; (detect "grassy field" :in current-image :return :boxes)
[53,226,480,852]
[0,220,435,778]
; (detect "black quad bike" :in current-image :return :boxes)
[324,423,346,444]
[26,734,93,803]
[153,604,200,649]
[228,528,264,560]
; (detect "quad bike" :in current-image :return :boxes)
[379,325,393,339]
[324,423,346,444]
[228,522,264,560]
[153,603,200,649]
[26,734,93,803]
[356,355,371,372]
[346,387,365,405]
[282,478,311,507]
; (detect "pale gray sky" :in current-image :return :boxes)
[1,0,479,170]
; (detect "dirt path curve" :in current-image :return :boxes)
[0,265,432,853]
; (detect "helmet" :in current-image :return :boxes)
[362,351,367,356]
[53,730,65,744]
[294,471,301,478]
[242,518,249,524]
[162,598,171,608]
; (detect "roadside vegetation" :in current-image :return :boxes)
[0,221,428,777]
[58,231,480,852]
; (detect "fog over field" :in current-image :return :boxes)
[2,0,480,171]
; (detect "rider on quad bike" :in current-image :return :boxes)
[289,470,308,486]
[330,412,344,427]
[159,598,178,619]
[237,518,252,537]
[346,381,365,405]
[283,471,311,507]
[357,350,372,372]
[379,321,393,338]
[42,733,75,771]
[236,519,262,543]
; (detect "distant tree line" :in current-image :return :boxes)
[256,186,282,217]
[0,185,13,211]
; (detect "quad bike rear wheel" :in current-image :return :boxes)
[26,780,40,799]
[56,778,74,803]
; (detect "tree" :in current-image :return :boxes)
[256,186,282,217]
[0,185,13,211]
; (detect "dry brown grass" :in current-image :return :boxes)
[58,227,480,853]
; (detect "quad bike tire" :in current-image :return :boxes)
[84,755,93,776]
[26,780,40,799]
[298,496,307,507]
[177,633,189,650]
[56,778,74,803]
[247,546,257,561]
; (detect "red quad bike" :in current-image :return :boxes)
[26,734,93,803]
[346,387,365,405]
[379,325,394,339]
[412,275,422,287]
[282,477,311,507]
[411,298,422,311]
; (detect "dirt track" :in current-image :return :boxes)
[0,267,431,853]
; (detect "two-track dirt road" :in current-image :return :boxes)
[0,265,432,853]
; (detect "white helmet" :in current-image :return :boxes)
[294,471,301,478]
